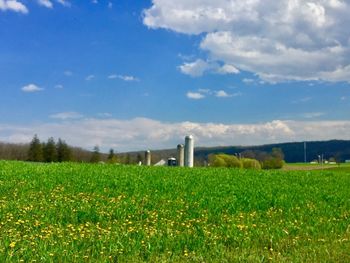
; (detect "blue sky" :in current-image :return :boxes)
[0,0,349,151]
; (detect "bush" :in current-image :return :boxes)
[210,155,226,167]
[262,157,284,169]
[209,154,242,168]
[241,158,261,169]
[219,154,242,168]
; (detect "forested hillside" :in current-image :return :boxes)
[123,140,350,165]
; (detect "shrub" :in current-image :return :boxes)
[209,154,242,168]
[241,158,261,169]
[211,155,227,167]
[262,157,284,169]
[219,154,242,168]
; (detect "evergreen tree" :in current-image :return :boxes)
[28,134,43,162]
[57,138,72,162]
[43,137,57,162]
[107,148,117,163]
[125,154,130,164]
[90,145,101,163]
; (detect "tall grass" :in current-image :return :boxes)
[0,161,349,262]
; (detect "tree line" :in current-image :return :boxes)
[25,135,125,164]
[208,148,285,169]
[28,135,73,162]
[0,135,140,164]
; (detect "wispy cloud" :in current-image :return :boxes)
[85,75,95,81]
[64,70,73,76]
[215,90,231,98]
[301,112,325,119]
[21,84,43,93]
[49,112,83,120]
[186,92,205,100]
[98,113,112,118]
[108,74,139,82]
[1,117,349,152]
[37,0,53,8]
[179,59,239,77]
[292,97,312,104]
[187,89,240,99]
[118,75,139,82]
[56,0,71,7]
[108,74,117,79]
[216,64,239,75]
[179,59,211,77]
[243,78,255,84]
[0,0,28,14]
[55,84,64,89]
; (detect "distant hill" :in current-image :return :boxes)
[121,140,350,165]
[194,140,350,163]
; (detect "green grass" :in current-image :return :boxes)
[283,162,350,171]
[0,161,349,262]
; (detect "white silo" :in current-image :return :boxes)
[184,135,194,167]
[145,150,151,166]
[177,144,184,167]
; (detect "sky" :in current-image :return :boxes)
[0,0,350,152]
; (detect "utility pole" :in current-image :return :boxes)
[304,142,307,163]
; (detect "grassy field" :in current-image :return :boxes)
[0,161,349,262]
[283,163,350,171]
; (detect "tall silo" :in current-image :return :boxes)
[184,135,194,167]
[177,144,184,167]
[145,150,151,166]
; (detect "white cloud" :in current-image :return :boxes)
[55,84,63,89]
[1,117,349,152]
[56,0,70,7]
[301,112,325,119]
[0,0,28,13]
[186,92,205,100]
[108,2,112,8]
[85,75,95,81]
[217,64,240,75]
[37,0,53,8]
[116,75,139,82]
[243,78,255,84]
[21,84,43,93]
[91,0,98,4]
[108,74,117,79]
[108,74,139,81]
[49,112,83,120]
[144,0,350,83]
[215,90,231,98]
[179,59,239,77]
[187,89,239,99]
[179,59,212,77]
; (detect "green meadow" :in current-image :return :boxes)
[0,161,349,262]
